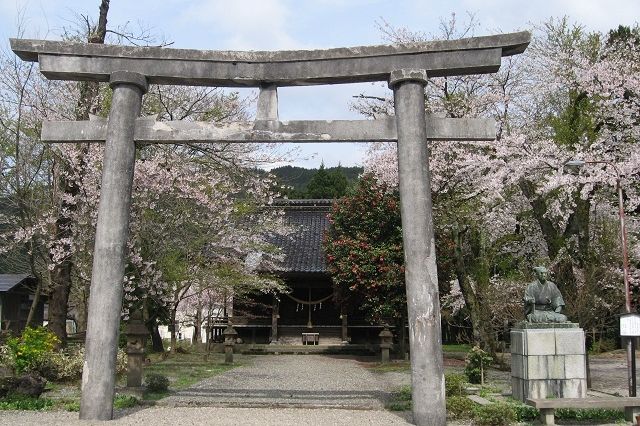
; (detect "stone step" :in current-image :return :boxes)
[208,343,378,355]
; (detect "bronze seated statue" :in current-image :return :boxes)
[523,266,568,323]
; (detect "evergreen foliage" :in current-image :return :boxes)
[145,373,170,392]
[0,394,54,410]
[464,346,493,384]
[446,396,477,420]
[445,373,467,397]
[6,327,59,374]
[305,163,349,199]
[270,164,362,199]
[324,174,405,323]
[473,402,517,426]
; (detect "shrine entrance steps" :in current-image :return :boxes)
[208,343,377,356]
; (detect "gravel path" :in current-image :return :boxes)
[160,354,408,409]
[0,407,413,425]
[3,353,638,425]
[589,355,639,396]
[0,355,414,425]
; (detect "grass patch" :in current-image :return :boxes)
[0,394,138,412]
[0,352,239,410]
[367,346,470,374]
[387,385,412,411]
[367,360,410,373]
[142,391,169,401]
[477,384,502,397]
[61,399,80,412]
[142,352,238,399]
[0,394,55,411]
[113,394,139,409]
[442,344,472,353]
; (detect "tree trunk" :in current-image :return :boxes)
[48,262,73,343]
[206,313,213,354]
[76,286,89,333]
[452,226,497,356]
[563,196,590,266]
[47,0,110,345]
[170,308,177,354]
[518,179,563,259]
[193,306,202,345]
[519,178,590,265]
[25,276,43,328]
[24,246,45,328]
[399,311,407,359]
[150,323,164,353]
[143,301,164,352]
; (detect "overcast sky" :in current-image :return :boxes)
[1,0,639,168]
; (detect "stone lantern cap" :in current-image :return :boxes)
[379,328,393,338]
[379,327,393,346]
[224,325,238,340]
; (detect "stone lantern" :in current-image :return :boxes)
[125,311,148,390]
[223,325,238,364]
[379,326,393,363]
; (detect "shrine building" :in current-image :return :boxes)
[231,199,386,347]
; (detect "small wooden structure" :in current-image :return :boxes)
[301,332,319,345]
[0,274,45,335]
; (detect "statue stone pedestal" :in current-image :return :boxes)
[511,323,587,402]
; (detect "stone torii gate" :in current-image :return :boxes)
[11,32,529,425]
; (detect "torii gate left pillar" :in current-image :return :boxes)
[80,71,147,420]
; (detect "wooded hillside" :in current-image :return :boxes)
[270,165,363,198]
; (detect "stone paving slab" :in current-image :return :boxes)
[160,355,405,409]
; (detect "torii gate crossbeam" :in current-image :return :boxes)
[11,32,530,425]
[40,116,496,144]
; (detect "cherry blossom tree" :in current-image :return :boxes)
[356,16,639,351]
[0,3,293,347]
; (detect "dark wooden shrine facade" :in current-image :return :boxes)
[232,199,384,345]
[0,274,46,335]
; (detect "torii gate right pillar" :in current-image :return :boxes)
[391,69,446,426]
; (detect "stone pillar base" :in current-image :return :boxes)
[511,324,587,401]
[224,345,233,364]
[381,346,390,363]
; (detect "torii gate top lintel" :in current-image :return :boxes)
[10,31,530,87]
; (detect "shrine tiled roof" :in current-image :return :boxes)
[267,199,332,275]
[0,274,33,292]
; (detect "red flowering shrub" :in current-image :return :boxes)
[325,174,405,323]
